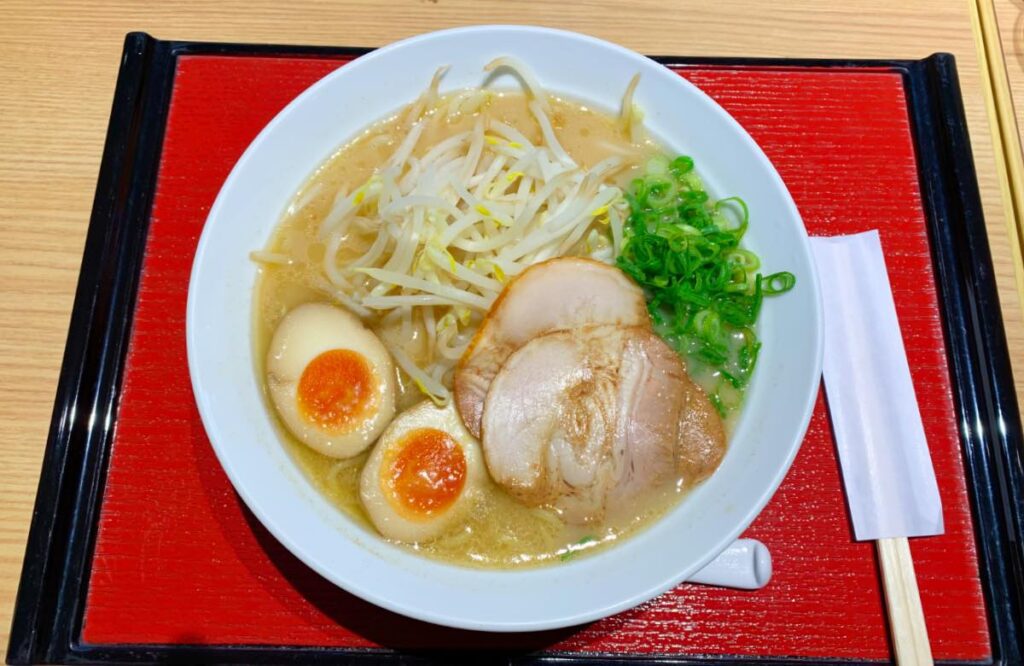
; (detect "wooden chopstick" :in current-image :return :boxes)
[877,537,934,665]
[970,0,1024,312]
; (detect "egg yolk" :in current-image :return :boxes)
[297,349,375,430]
[384,428,467,517]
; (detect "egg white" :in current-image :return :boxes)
[266,302,395,458]
[360,401,485,543]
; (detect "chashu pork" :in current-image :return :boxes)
[480,324,725,524]
[454,257,648,438]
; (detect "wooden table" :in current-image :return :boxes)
[2,0,1023,654]
[997,0,1024,146]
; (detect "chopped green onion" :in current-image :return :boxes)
[559,535,597,562]
[763,271,797,294]
[646,155,671,176]
[615,155,796,416]
[669,155,695,177]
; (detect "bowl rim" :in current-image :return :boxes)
[186,23,824,631]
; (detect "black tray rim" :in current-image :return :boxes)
[6,32,1023,666]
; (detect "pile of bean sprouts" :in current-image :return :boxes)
[260,58,644,405]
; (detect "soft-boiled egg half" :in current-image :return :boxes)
[266,302,396,458]
[361,401,485,543]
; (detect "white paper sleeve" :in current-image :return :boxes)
[811,231,944,541]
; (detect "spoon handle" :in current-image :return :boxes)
[687,538,772,590]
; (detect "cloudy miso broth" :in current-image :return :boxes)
[254,90,693,568]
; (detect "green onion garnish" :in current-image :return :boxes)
[559,535,597,562]
[616,156,795,417]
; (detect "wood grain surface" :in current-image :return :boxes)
[995,0,1024,155]
[2,0,1023,654]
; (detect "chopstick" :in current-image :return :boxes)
[970,0,1024,311]
[877,537,933,664]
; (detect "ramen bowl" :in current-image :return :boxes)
[187,25,823,631]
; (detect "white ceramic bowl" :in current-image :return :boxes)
[187,25,823,632]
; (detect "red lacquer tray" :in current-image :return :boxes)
[7,34,1024,665]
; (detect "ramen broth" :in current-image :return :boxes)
[254,91,693,567]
